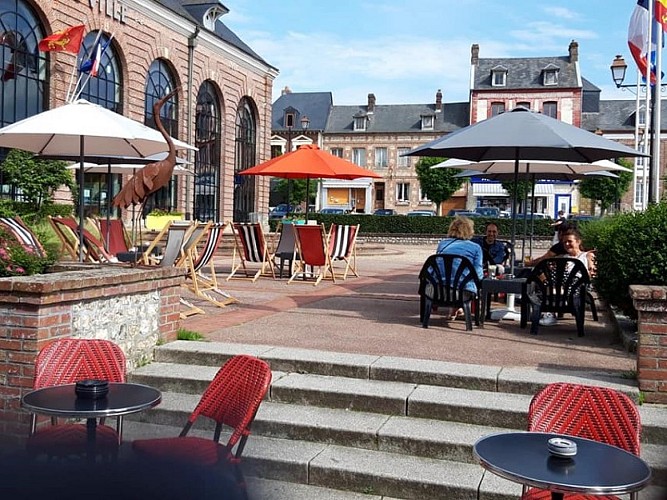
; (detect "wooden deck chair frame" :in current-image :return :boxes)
[141,220,194,266]
[48,215,82,261]
[227,222,275,282]
[94,218,132,256]
[328,223,360,279]
[51,216,117,263]
[0,216,47,257]
[175,221,214,318]
[288,223,335,286]
[183,222,238,312]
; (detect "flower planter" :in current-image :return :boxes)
[145,214,184,231]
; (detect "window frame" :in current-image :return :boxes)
[396,182,410,203]
[352,147,366,166]
[374,147,388,168]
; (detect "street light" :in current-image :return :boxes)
[610,54,661,205]
[284,113,311,211]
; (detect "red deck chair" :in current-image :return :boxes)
[97,218,132,256]
[49,216,117,263]
[27,339,127,459]
[328,223,360,279]
[288,223,335,286]
[227,222,275,282]
[522,382,641,500]
[132,355,271,478]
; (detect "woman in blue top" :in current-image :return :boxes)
[436,216,484,294]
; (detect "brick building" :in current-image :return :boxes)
[0,0,276,223]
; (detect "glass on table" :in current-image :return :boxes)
[488,264,497,279]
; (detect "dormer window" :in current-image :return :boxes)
[491,65,508,87]
[203,6,229,31]
[542,64,559,86]
[353,113,367,131]
[421,114,434,130]
[637,105,647,127]
[284,111,296,129]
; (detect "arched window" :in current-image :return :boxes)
[0,0,47,198]
[75,31,120,112]
[233,98,257,222]
[143,59,178,213]
[194,81,221,222]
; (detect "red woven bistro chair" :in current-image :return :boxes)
[27,338,127,459]
[132,354,272,468]
[522,382,641,500]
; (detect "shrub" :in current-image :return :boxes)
[0,228,55,277]
[581,202,667,316]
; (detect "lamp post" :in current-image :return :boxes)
[610,55,662,206]
[300,115,310,209]
[284,114,310,212]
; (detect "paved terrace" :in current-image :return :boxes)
[181,244,636,374]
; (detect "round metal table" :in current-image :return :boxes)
[473,432,652,500]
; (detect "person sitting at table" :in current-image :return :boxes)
[472,222,506,273]
[436,216,484,320]
[527,222,577,267]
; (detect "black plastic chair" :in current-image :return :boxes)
[526,258,590,336]
[418,254,481,331]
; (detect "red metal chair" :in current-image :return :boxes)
[27,338,127,458]
[522,382,641,500]
[132,354,272,467]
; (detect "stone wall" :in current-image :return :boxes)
[0,264,184,439]
[630,285,667,404]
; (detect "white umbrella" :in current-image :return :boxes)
[0,99,196,260]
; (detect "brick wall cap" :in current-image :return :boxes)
[630,285,667,301]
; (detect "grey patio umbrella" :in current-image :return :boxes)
[408,107,645,271]
[0,99,195,261]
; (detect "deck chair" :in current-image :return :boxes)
[48,216,117,263]
[96,218,132,256]
[273,221,297,278]
[288,223,335,286]
[132,355,272,493]
[328,223,360,279]
[0,216,46,257]
[27,339,126,460]
[227,222,275,282]
[526,257,590,336]
[522,382,641,500]
[183,222,238,312]
[141,220,194,267]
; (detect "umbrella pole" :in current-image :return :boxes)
[304,177,310,221]
[78,136,85,262]
[529,174,537,259]
[105,161,112,251]
[509,154,518,275]
[520,165,530,263]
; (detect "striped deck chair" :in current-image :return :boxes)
[0,216,46,258]
[288,223,335,286]
[183,222,238,312]
[48,216,117,263]
[328,223,360,280]
[227,222,275,282]
[141,220,194,267]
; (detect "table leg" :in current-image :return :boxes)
[86,417,97,462]
[551,493,564,500]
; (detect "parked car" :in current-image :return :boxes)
[406,210,437,217]
[269,203,297,220]
[373,208,398,216]
[446,209,481,218]
[319,208,346,215]
[474,207,500,217]
[569,214,600,222]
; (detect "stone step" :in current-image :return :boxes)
[129,361,667,445]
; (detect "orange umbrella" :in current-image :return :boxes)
[240,144,381,218]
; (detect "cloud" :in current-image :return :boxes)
[543,6,577,19]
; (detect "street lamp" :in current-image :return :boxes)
[284,113,311,211]
[610,54,661,205]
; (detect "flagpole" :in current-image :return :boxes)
[654,23,663,203]
[65,54,80,103]
[72,31,107,101]
[646,0,654,205]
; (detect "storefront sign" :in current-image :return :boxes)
[82,0,128,24]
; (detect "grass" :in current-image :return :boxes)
[177,328,206,341]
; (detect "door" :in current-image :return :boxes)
[554,194,571,218]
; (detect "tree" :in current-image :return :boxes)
[414,157,465,214]
[501,178,535,212]
[0,149,75,208]
[275,178,317,208]
[577,158,633,216]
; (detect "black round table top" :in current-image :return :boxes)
[22,382,162,419]
[473,432,652,496]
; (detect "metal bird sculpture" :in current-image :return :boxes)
[112,87,180,210]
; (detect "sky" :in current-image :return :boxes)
[223,0,641,106]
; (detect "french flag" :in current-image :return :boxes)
[628,0,658,84]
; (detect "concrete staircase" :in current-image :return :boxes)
[124,341,667,500]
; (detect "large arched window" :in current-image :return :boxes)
[233,98,257,222]
[194,81,221,222]
[0,0,47,198]
[143,59,178,213]
[76,31,120,111]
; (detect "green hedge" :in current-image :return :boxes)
[581,202,667,317]
[269,214,554,237]
[0,200,73,223]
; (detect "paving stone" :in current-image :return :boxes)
[246,477,384,500]
[260,346,380,378]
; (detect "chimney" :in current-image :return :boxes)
[471,44,479,65]
[281,86,292,96]
[367,93,376,113]
[568,40,578,63]
[435,89,443,112]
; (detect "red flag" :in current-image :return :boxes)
[657,0,667,31]
[38,25,85,53]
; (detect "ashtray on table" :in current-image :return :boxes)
[75,380,109,400]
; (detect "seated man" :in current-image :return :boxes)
[472,222,506,271]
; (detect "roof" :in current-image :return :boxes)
[325,102,469,134]
[272,92,333,131]
[154,0,271,67]
[473,55,579,90]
